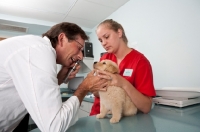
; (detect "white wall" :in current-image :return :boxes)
[89,0,200,89]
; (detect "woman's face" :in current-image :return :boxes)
[96,25,121,53]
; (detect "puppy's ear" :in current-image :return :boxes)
[105,65,119,74]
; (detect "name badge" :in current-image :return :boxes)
[123,69,133,77]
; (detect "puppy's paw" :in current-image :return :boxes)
[96,114,104,119]
[110,117,120,123]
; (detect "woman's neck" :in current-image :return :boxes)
[114,44,132,65]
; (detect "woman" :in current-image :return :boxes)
[90,19,156,115]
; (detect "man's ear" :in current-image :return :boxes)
[57,33,66,47]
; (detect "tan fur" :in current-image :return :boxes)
[94,59,137,123]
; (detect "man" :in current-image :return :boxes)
[0,22,109,132]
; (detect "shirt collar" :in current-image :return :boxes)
[43,36,51,46]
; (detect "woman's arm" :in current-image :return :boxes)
[120,77,153,113]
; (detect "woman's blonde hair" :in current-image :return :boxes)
[97,19,128,44]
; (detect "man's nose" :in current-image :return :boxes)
[77,51,83,60]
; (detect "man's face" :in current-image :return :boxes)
[56,33,84,68]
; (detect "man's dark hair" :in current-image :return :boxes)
[42,22,89,48]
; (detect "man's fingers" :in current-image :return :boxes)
[90,87,107,92]
[97,73,113,81]
[89,80,109,92]
[97,70,110,76]
[99,88,107,91]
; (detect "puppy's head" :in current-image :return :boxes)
[93,60,119,74]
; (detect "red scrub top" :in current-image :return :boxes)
[90,49,156,116]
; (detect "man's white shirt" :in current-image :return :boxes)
[0,35,79,132]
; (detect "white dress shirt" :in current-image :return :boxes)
[0,35,79,132]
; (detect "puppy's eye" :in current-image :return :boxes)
[103,62,106,64]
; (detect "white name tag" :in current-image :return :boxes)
[123,69,133,77]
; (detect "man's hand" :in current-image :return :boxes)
[92,91,99,97]
[96,70,125,88]
[57,64,81,85]
[73,70,109,104]
[82,70,109,92]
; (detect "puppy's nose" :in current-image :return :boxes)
[94,62,97,64]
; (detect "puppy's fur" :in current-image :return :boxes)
[94,59,137,123]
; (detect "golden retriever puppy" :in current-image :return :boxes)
[94,59,137,123]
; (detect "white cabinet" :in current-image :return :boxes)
[76,57,94,78]
[78,101,93,118]
[79,57,94,73]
